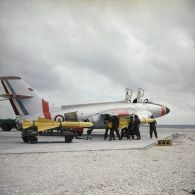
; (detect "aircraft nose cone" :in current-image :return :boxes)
[165,107,170,114]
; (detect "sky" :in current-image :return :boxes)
[0,0,194,124]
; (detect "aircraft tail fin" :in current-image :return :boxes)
[0,76,51,119]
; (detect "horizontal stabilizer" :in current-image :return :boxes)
[0,76,21,80]
[0,93,33,99]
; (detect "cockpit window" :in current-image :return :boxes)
[143,99,148,103]
[133,98,155,104]
[133,99,142,103]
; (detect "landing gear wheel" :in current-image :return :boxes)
[87,130,92,135]
[29,136,38,144]
[22,136,30,143]
[65,135,73,143]
[87,129,92,135]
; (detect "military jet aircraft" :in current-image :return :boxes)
[0,76,170,142]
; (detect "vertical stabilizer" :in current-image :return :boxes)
[0,76,51,119]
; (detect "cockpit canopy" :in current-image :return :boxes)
[125,88,157,105]
[133,98,152,104]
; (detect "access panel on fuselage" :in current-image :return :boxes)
[64,112,78,121]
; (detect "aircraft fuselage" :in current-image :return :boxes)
[23,100,169,129]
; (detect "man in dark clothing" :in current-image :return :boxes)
[110,116,121,140]
[109,117,114,141]
[134,115,141,140]
[120,127,129,140]
[104,115,110,140]
[128,116,135,140]
[104,115,115,140]
[149,115,158,138]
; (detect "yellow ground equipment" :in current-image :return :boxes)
[156,139,172,146]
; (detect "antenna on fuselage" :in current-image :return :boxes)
[125,88,132,102]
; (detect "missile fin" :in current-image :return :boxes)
[37,123,59,132]
[22,120,33,129]
[37,117,55,123]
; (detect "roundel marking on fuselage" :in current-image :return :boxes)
[54,114,65,122]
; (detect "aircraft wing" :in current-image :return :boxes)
[100,110,133,117]
[100,109,154,123]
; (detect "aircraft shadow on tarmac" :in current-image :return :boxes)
[18,135,98,144]
[21,141,69,144]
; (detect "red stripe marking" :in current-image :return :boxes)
[1,80,20,115]
[42,99,51,119]
[160,106,166,116]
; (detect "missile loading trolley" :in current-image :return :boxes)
[19,117,94,144]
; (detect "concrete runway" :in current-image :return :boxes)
[0,127,190,154]
[0,127,195,195]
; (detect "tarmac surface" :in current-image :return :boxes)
[0,127,184,154]
[0,127,195,195]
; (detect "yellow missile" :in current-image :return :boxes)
[107,117,155,129]
[140,118,155,124]
[119,118,129,129]
[22,117,94,132]
[119,117,155,126]
[106,118,129,129]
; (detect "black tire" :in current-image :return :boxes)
[1,124,11,131]
[22,136,30,143]
[65,135,73,143]
[29,136,38,144]
[78,131,83,136]
[87,129,92,135]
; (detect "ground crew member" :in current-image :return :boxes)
[120,127,129,140]
[110,116,121,140]
[109,117,114,141]
[149,115,158,139]
[104,115,114,140]
[128,116,135,140]
[104,115,110,140]
[134,115,141,140]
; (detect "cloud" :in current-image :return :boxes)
[0,0,194,124]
